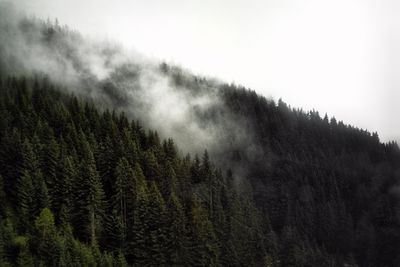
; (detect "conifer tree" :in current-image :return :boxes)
[53,156,74,223]
[166,192,187,265]
[188,197,219,266]
[33,175,50,215]
[0,129,22,204]
[97,136,116,198]
[115,250,128,267]
[190,154,201,184]
[103,209,124,252]
[72,136,105,246]
[0,175,6,217]
[16,247,34,267]
[127,164,149,264]
[34,208,58,265]
[146,181,169,266]
[142,150,161,180]
[113,157,134,239]
[17,170,34,231]
[160,160,178,197]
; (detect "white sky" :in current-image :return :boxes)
[14,0,400,142]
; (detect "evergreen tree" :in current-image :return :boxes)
[72,136,105,246]
[112,158,134,244]
[166,192,187,265]
[146,181,169,266]
[17,170,34,231]
[160,160,178,198]
[34,208,58,265]
[0,175,6,217]
[127,165,149,264]
[16,247,34,267]
[53,156,75,224]
[188,197,219,266]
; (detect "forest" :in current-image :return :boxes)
[0,73,399,266]
[0,7,400,267]
[0,76,269,266]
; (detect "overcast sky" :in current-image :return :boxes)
[13,0,400,142]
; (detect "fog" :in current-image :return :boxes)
[9,0,400,143]
[0,1,264,176]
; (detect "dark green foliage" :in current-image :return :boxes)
[34,208,59,265]
[17,170,34,231]
[73,136,105,246]
[0,75,271,265]
[0,175,6,218]
[188,197,219,266]
[0,74,399,267]
[53,156,75,224]
[166,192,187,265]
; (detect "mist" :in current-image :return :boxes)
[0,1,266,181]
[9,0,400,144]
[0,0,397,188]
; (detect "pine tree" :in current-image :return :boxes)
[166,192,187,265]
[108,157,136,252]
[188,197,219,266]
[41,136,59,198]
[33,174,50,214]
[115,250,128,267]
[53,156,75,224]
[34,208,59,265]
[160,160,178,198]
[146,181,168,266]
[0,175,6,217]
[20,138,40,174]
[190,154,201,184]
[72,136,105,246]
[0,221,8,265]
[121,128,139,165]
[163,138,177,162]
[142,150,161,181]
[103,209,124,252]
[17,170,34,231]
[97,136,116,198]
[126,165,149,264]
[0,129,22,205]
[16,247,34,267]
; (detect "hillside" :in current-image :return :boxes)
[0,5,400,267]
[0,76,269,266]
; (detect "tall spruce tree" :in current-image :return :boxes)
[73,135,105,246]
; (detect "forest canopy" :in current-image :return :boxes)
[0,10,399,267]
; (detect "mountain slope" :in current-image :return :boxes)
[0,5,400,266]
[0,76,270,266]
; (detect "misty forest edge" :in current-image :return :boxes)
[0,7,400,267]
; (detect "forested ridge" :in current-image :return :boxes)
[166,67,400,266]
[0,9,400,267]
[0,76,269,266]
[1,73,400,267]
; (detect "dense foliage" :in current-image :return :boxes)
[218,86,400,266]
[0,76,269,266]
[0,12,400,266]
[163,66,400,266]
[1,72,400,266]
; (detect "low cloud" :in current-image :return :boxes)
[0,2,265,181]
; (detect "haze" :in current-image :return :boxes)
[13,0,400,142]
